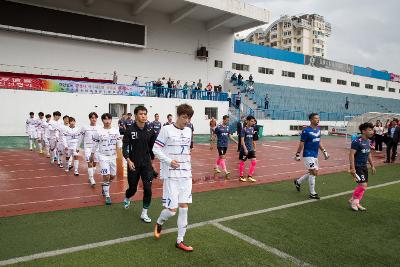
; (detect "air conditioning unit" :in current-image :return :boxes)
[196,46,208,59]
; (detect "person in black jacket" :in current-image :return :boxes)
[122,106,157,223]
[385,118,400,163]
[236,116,246,152]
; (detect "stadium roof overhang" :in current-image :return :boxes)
[13,0,270,33]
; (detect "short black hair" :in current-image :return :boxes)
[38,112,44,116]
[63,115,69,120]
[89,112,98,119]
[134,105,147,115]
[69,117,76,122]
[53,111,61,116]
[29,112,34,116]
[101,113,112,120]
[308,113,319,120]
[223,115,229,120]
[359,122,374,132]
[393,118,399,123]
[155,113,159,116]
[127,113,132,116]
[246,115,255,121]
[45,114,51,118]
[167,114,172,118]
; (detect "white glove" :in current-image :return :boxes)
[323,150,329,160]
[294,152,301,161]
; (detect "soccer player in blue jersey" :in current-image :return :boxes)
[239,115,257,182]
[348,122,376,211]
[151,113,162,137]
[211,115,238,179]
[294,113,329,199]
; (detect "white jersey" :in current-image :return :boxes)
[26,118,38,133]
[36,119,46,134]
[92,127,122,160]
[48,120,63,139]
[153,124,192,180]
[62,127,82,149]
[43,121,50,138]
[57,124,69,141]
[80,125,100,149]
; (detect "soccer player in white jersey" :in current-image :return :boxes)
[80,112,100,187]
[35,112,46,154]
[26,112,38,151]
[48,111,62,164]
[63,117,81,176]
[153,104,195,252]
[91,113,122,205]
[43,114,52,158]
[56,115,70,168]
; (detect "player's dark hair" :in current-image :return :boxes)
[393,118,399,123]
[223,115,229,120]
[167,114,172,118]
[309,113,319,120]
[134,105,147,115]
[69,117,76,122]
[53,111,61,116]
[246,115,255,121]
[38,112,44,116]
[101,113,113,120]
[45,114,51,118]
[63,115,69,120]
[127,113,132,116]
[176,104,194,118]
[29,112,34,116]
[89,112,98,119]
[155,113,159,116]
[359,122,374,132]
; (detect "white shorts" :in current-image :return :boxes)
[163,179,192,209]
[49,138,57,151]
[84,148,99,163]
[28,131,37,139]
[304,157,319,170]
[57,141,65,154]
[99,158,117,176]
[66,148,79,158]
[36,131,45,141]
[44,137,50,146]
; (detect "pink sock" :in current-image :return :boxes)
[352,185,365,200]
[220,159,227,171]
[239,161,245,176]
[216,158,221,168]
[358,186,366,201]
[248,160,257,176]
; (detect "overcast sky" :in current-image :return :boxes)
[241,0,400,74]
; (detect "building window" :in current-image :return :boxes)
[282,71,295,78]
[389,87,395,93]
[214,60,223,68]
[337,79,347,85]
[109,103,127,118]
[365,84,373,89]
[320,77,331,83]
[205,107,218,120]
[351,82,360,87]
[232,63,249,71]
[302,74,314,81]
[377,86,385,91]
[258,67,274,75]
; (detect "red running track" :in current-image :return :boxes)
[0,138,388,217]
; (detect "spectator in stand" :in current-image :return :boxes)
[163,114,174,126]
[373,120,384,152]
[190,81,196,99]
[238,73,243,86]
[132,77,139,86]
[166,78,173,98]
[248,74,254,85]
[230,73,237,84]
[197,79,203,90]
[118,113,127,135]
[206,82,213,100]
[385,118,400,163]
[247,84,254,94]
[155,78,163,97]
[227,89,232,107]
[345,97,350,110]
[182,82,189,99]
[235,91,241,109]
[264,93,270,109]
[175,80,182,98]
[112,71,118,84]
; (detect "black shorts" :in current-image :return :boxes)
[217,147,228,156]
[355,165,368,183]
[239,150,256,161]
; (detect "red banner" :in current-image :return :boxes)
[0,76,44,90]
[390,73,400,83]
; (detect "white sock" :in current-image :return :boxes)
[141,208,148,216]
[297,173,309,184]
[74,160,79,172]
[157,209,176,225]
[29,139,33,149]
[38,143,43,151]
[102,182,110,197]
[88,167,94,178]
[177,207,188,244]
[308,175,316,195]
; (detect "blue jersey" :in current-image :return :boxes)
[240,127,254,151]
[151,121,162,136]
[124,119,134,128]
[351,138,370,167]
[300,126,321,158]
[214,124,231,148]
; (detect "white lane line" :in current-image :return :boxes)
[212,222,312,267]
[262,144,291,150]
[0,179,398,266]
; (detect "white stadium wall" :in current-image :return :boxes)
[0,89,229,136]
